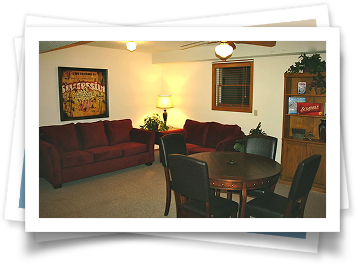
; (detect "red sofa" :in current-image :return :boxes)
[39,119,155,189]
[160,119,245,154]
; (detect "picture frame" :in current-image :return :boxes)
[58,67,109,121]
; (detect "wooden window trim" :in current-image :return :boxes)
[212,61,253,113]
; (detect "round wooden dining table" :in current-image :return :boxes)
[189,152,282,218]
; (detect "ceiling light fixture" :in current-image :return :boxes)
[215,41,234,60]
[126,41,137,52]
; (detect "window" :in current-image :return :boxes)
[212,60,253,113]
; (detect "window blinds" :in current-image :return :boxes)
[212,61,253,113]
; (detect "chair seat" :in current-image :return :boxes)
[245,193,301,218]
[247,188,266,197]
[182,195,239,218]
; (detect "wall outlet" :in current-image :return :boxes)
[254,110,258,116]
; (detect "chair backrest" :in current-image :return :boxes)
[159,133,187,167]
[244,135,278,160]
[168,154,211,203]
[288,154,322,202]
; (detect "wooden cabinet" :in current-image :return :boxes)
[280,73,326,193]
[281,139,326,192]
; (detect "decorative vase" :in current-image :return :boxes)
[315,87,323,95]
[319,119,326,142]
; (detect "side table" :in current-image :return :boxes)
[154,126,182,145]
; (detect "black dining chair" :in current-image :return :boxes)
[244,154,322,218]
[159,133,188,216]
[245,135,278,160]
[245,135,278,197]
[168,154,239,218]
[227,135,278,200]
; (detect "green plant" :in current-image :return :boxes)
[285,53,326,93]
[233,138,246,152]
[310,72,326,93]
[233,122,267,152]
[249,121,267,135]
[140,113,168,132]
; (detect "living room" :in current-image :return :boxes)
[39,40,326,165]
[36,38,330,222]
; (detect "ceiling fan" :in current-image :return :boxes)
[180,41,276,60]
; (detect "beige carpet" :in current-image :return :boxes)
[39,151,326,218]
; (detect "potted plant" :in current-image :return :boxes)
[310,71,326,94]
[140,113,169,132]
[248,121,267,136]
[285,53,326,94]
[233,122,267,152]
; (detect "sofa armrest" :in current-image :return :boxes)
[39,139,63,188]
[130,128,155,162]
[216,135,245,152]
[130,128,155,145]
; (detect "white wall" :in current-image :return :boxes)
[39,45,162,128]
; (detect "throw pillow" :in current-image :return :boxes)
[75,121,109,150]
[183,119,209,146]
[104,119,133,145]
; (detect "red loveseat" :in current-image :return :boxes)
[160,119,245,154]
[39,119,155,189]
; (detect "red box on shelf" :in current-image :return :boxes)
[297,103,324,116]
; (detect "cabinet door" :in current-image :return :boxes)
[307,143,326,192]
[281,140,306,182]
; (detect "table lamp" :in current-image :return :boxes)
[156,95,173,122]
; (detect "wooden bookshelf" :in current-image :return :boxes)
[280,73,326,193]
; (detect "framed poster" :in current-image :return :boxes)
[58,67,109,121]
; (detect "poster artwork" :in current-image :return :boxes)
[58,67,109,121]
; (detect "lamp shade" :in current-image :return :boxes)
[126,41,137,52]
[215,42,233,60]
[156,95,174,109]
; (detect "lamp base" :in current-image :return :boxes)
[163,110,167,122]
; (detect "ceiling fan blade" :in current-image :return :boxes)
[234,41,276,47]
[39,41,93,54]
[227,41,236,50]
[180,41,218,50]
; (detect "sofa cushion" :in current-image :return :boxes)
[112,142,147,157]
[206,122,242,149]
[60,151,94,168]
[183,119,209,147]
[40,123,80,153]
[104,119,133,145]
[76,121,109,150]
[85,146,123,162]
[186,143,215,155]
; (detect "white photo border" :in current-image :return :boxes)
[26,26,340,232]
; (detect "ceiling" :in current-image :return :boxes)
[39,40,326,55]
[86,41,196,53]
[39,40,326,64]
[39,41,197,54]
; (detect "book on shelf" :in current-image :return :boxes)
[298,82,306,94]
[324,102,326,116]
[297,102,324,116]
[288,97,306,114]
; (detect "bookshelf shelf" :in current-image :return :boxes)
[286,94,326,97]
[285,114,326,118]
